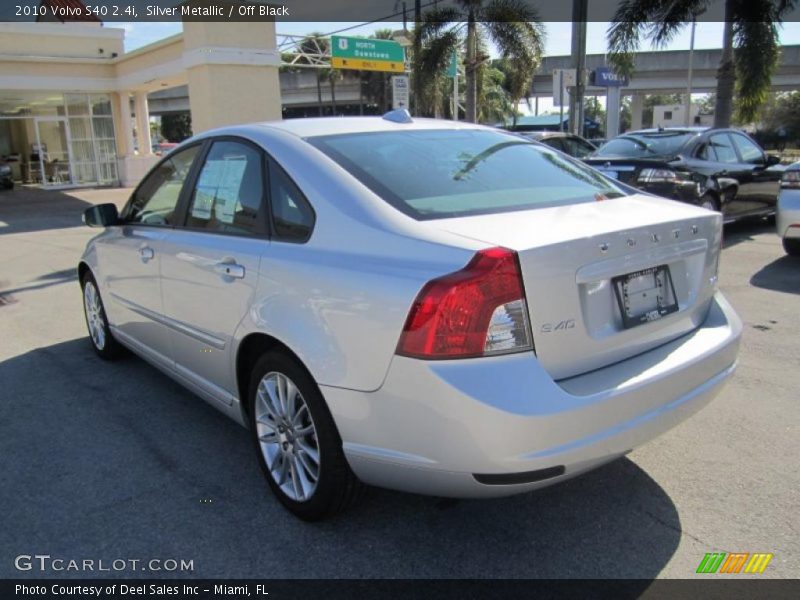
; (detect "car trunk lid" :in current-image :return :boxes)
[429,194,722,380]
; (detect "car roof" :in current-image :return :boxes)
[254,116,486,138]
[521,131,573,140]
[625,127,709,135]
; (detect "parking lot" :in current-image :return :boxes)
[0,185,798,579]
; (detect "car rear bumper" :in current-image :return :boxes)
[322,291,741,498]
[777,189,800,239]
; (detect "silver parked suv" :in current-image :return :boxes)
[79,113,742,520]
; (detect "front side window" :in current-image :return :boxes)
[186,141,266,236]
[731,133,764,164]
[125,145,200,225]
[709,134,738,164]
[308,129,625,220]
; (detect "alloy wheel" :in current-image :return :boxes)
[254,371,320,502]
[83,281,106,351]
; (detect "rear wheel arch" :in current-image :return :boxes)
[235,333,317,419]
[699,191,721,212]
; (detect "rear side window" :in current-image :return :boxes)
[541,138,565,153]
[268,161,315,242]
[595,132,694,158]
[186,140,266,236]
[697,143,717,161]
[561,136,596,158]
[308,129,625,220]
[709,134,738,164]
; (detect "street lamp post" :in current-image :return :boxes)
[685,17,697,126]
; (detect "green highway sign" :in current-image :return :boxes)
[331,35,406,73]
[447,51,459,78]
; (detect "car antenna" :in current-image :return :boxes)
[382,109,413,124]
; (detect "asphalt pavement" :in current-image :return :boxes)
[0,186,797,579]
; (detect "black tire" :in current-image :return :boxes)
[783,238,800,256]
[699,193,719,212]
[248,351,363,521]
[2,181,12,190]
[80,272,125,360]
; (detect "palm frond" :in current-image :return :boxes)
[607,0,707,76]
[414,9,462,117]
[417,6,462,42]
[732,1,783,122]
[480,0,544,109]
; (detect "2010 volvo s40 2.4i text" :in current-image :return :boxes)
[78,112,741,520]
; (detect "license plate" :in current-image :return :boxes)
[612,265,679,329]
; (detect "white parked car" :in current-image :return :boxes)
[777,162,800,256]
[79,112,742,520]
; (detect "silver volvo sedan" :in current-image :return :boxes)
[79,112,742,520]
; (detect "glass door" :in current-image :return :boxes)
[33,117,74,187]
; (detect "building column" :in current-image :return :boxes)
[182,21,281,133]
[114,91,135,157]
[630,93,644,131]
[606,86,621,139]
[134,92,153,156]
[114,91,158,187]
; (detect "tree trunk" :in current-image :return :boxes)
[465,11,477,123]
[316,74,323,116]
[714,6,735,127]
[412,0,422,116]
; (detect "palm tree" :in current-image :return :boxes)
[362,29,395,113]
[293,32,330,116]
[607,0,797,127]
[328,68,342,114]
[478,65,516,123]
[414,0,545,123]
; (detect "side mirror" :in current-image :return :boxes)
[766,154,781,167]
[83,203,119,228]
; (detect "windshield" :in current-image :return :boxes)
[308,129,626,220]
[595,132,696,158]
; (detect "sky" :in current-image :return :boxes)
[119,20,800,55]
[117,20,800,115]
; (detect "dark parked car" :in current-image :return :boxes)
[584,127,783,221]
[0,160,13,190]
[520,131,597,159]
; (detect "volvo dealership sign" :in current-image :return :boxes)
[592,67,629,87]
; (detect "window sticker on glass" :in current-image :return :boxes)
[192,157,247,224]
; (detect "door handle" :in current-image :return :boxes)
[139,246,154,262]
[214,262,245,279]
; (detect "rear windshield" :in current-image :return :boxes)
[595,132,695,158]
[308,129,626,220]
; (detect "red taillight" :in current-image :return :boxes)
[781,170,800,189]
[396,247,533,359]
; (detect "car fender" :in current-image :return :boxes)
[230,237,477,395]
